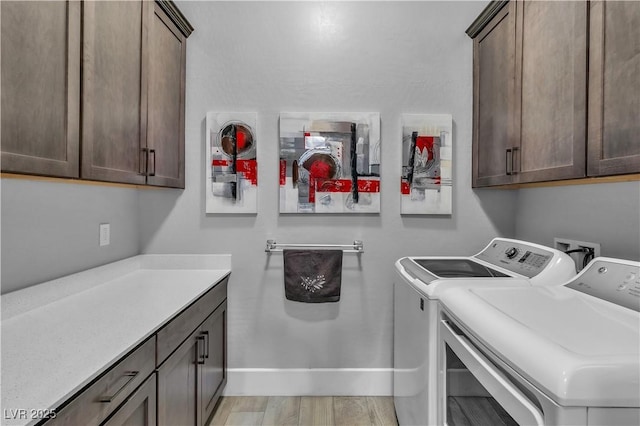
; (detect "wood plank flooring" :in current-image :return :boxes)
[208,396,398,426]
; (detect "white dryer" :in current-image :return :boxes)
[393,238,576,426]
[438,257,640,425]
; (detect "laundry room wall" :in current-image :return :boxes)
[138,0,515,394]
[514,181,640,261]
[1,179,140,294]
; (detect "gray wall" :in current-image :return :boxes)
[514,181,640,261]
[138,0,515,377]
[1,179,140,294]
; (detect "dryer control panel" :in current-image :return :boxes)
[475,239,553,278]
[566,259,640,312]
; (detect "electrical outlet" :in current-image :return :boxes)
[99,223,110,247]
[554,237,600,272]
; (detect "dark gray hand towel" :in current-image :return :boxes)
[283,249,343,303]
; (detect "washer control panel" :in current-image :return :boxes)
[475,239,553,278]
[566,259,640,312]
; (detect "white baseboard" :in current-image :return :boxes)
[223,368,393,396]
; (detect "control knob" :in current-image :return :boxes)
[505,247,519,259]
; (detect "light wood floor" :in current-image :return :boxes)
[208,396,398,426]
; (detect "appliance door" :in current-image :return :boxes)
[439,315,545,426]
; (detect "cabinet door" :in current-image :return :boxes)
[587,0,640,176]
[81,0,147,185]
[199,301,227,425]
[101,374,156,426]
[157,328,200,426]
[1,1,80,177]
[515,0,587,183]
[472,2,517,187]
[146,3,186,188]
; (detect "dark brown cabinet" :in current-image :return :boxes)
[587,0,640,177]
[157,328,201,425]
[514,0,587,184]
[101,374,157,426]
[157,300,227,426]
[146,2,187,188]
[199,301,227,424]
[47,338,156,426]
[469,0,638,187]
[156,277,228,426]
[0,1,80,178]
[471,1,516,187]
[81,0,148,185]
[1,0,192,188]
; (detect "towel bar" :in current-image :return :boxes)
[265,239,364,253]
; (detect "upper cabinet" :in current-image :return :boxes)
[468,0,640,188]
[514,0,587,184]
[81,0,148,185]
[146,2,188,188]
[1,0,193,188]
[471,1,516,187]
[587,0,640,177]
[1,1,81,178]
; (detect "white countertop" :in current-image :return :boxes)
[1,254,231,426]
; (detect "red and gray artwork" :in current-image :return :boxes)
[206,113,258,213]
[400,114,452,215]
[279,113,381,213]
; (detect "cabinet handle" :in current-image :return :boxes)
[506,148,512,175]
[149,149,156,176]
[140,148,149,176]
[196,335,206,365]
[202,331,210,359]
[98,371,138,403]
[511,147,519,175]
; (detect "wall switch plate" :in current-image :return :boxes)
[554,237,600,272]
[99,223,110,247]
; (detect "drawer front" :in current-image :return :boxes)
[156,275,228,366]
[100,373,156,426]
[48,337,155,426]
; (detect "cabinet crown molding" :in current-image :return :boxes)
[156,0,194,37]
[466,0,509,38]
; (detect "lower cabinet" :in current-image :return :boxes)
[157,328,200,425]
[157,300,227,426]
[44,276,228,426]
[48,338,156,426]
[101,374,157,426]
[199,301,227,424]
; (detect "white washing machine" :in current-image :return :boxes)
[438,257,640,425]
[393,238,576,426]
